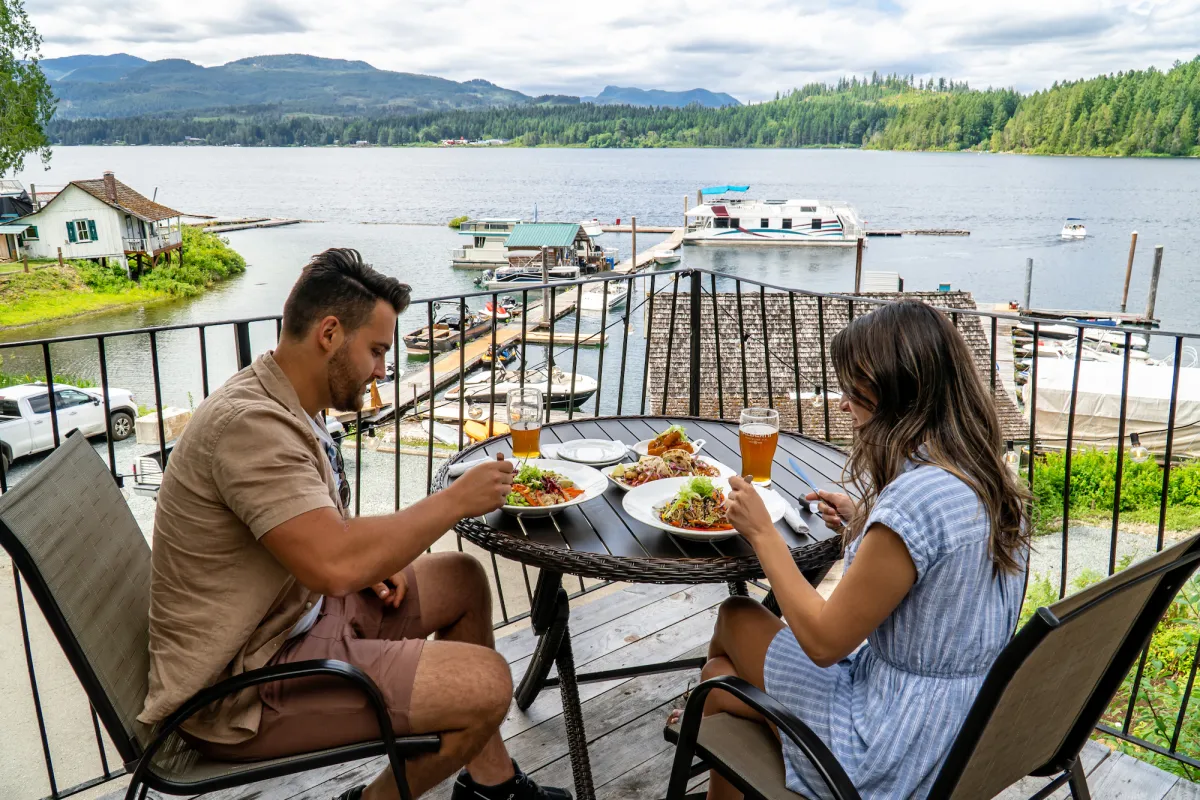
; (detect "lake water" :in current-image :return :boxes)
[5,146,1200,412]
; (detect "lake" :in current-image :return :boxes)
[4,146,1200,412]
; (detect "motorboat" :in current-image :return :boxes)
[479,264,581,290]
[684,185,865,246]
[653,249,681,265]
[579,280,629,311]
[403,311,493,357]
[579,218,605,238]
[444,367,598,408]
[1061,218,1087,239]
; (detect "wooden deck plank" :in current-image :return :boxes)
[991,739,1112,799]
[1087,751,1178,800]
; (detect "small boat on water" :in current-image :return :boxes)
[482,342,519,365]
[1061,218,1087,239]
[683,185,866,247]
[479,265,581,290]
[444,367,598,408]
[403,311,493,357]
[579,218,605,238]
[579,280,629,311]
[653,249,681,265]
[484,296,518,321]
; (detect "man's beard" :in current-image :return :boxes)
[328,344,366,412]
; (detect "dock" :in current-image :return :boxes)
[601,224,677,234]
[1025,307,1157,327]
[866,229,970,237]
[613,227,686,274]
[376,290,592,418]
[186,217,308,233]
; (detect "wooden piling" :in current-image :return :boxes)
[631,216,637,278]
[1145,245,1163,322]
[57,246,64,268]
[540,246,549,318]
[853,238,864,293]
[683,195,689,229]
[1023,258,1033,311]
[1120,231,1138,313]
[22,253,29,274]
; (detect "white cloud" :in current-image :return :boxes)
[25,0,1200,101]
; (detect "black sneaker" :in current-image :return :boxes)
[450,760,572,800]
[334,786,364,800]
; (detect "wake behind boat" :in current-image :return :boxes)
[683,185,865,246]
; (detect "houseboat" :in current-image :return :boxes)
[683,186,866,247]
[451,218,522,269]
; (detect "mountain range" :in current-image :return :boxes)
[39,53,741,119]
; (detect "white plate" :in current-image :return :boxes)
[502,459,608,518]
[554,439,629,466]
[602,457,736,492]
[622,477,787,541]
[632,436,706,457]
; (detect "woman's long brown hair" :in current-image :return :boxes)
[830,301,1030,574]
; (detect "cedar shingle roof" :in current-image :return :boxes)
[70,178,181,223]
[645,288,1027,445]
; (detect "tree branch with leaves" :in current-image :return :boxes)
[0,0,54,176]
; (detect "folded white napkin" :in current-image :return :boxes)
[782,504,810,533]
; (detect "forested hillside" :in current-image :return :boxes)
[46,58,1200,156]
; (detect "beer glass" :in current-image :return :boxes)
[739,408,780,485]
[507,387,543,458]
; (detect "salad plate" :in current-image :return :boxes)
[501,459,607,518]
[622,476,786,541]
[602,452,735,492]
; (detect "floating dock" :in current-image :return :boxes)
[186,217,308,233]
[866,229,970,237]
[613,228,686,274]
[601,225,677,234]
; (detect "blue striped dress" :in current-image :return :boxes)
[763,463,1026,798]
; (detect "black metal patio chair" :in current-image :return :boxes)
[664,529,1200,799]
[0,433,440,800]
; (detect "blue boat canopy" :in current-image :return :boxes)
[1065,217,1085,221]
[700,185,749,195]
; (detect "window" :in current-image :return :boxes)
[811,218,823,230]
[782,218,792,229]
[760,218,769,228]
[22,225,38,241]
[714,217,729,229]
[0,400,20,419]
[729,218,741,228]
[67,219,96,243]
[28,395,51,414]
[800,205,817,213]
[56,389,93,408]
[474,236,486,249]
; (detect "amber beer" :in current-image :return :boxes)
[507,387,544,458]
[510,422,542,458]
[739,408,780,485]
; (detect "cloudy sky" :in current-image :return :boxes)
[26,0,1200,101]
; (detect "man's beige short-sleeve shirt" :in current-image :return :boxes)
[138,353,343,744]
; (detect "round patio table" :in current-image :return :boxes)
[433,415,847,800]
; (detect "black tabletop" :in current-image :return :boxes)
[435,416,847,583]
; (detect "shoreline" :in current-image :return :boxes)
[0,291,177,333]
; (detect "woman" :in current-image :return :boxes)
[685,300,1030,799]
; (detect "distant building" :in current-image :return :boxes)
[0,180,34,262]
[16,171,184,272]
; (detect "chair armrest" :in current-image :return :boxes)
[666,675,860,800]
[139,659,413,766]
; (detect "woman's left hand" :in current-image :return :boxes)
[727,475,779,545]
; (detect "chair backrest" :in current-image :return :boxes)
[0,434,152,765]
[929,531,1200,798]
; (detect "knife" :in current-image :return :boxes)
[788,457,844,525]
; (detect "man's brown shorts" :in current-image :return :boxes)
[194,564,427,761]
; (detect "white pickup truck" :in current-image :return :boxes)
[0,383,139,473]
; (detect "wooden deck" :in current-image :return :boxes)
[114,583,1199,800]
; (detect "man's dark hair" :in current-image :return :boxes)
[282,248,411,338]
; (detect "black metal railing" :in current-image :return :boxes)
[2,267,1200,797]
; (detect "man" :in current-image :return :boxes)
[139,249,569,800]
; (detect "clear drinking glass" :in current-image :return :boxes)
[739,408,780,485]
[507,387,543,458]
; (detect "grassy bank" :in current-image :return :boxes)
[0,227,246,329]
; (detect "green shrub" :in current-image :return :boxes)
[447,215,469,229]
[140,227,247,297]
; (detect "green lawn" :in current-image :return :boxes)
[1,286,171,328]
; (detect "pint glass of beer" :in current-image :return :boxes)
[507,387,543,458]
[739,408,780,485]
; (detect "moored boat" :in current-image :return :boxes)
[444,367,598,408]
[403,311,493,357]
[683,185,865,246]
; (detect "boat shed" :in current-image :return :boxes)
[504,222,597,268]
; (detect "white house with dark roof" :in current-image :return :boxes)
[17,171,183,273]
